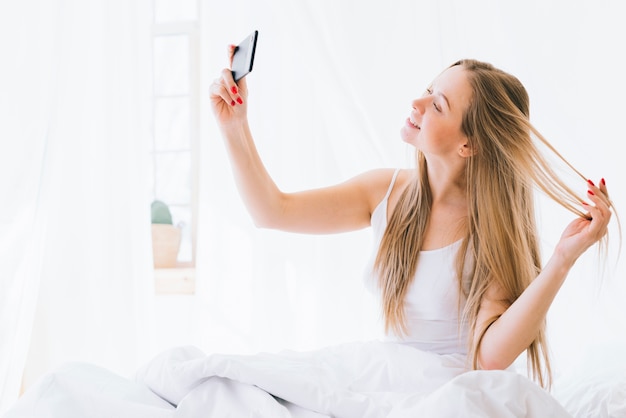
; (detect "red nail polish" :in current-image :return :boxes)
[231,86,238,94]
[587,179,595,186]
[237,97,243,104]
[588,190,595,196]
[601,178,606,186]
[230,100,235,106]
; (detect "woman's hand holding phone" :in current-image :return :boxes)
[210,31,257,128]
[209,44,249,129]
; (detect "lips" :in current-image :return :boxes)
[406,117,420,130]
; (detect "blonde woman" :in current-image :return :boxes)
[211,52,612,391]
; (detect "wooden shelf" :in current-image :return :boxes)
[154,267,196,295]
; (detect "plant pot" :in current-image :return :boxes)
[151,224,182,268]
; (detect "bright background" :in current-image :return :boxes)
[1,0,625,412]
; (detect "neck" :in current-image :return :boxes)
[424,158,467,205]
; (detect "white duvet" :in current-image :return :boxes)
[5,341,572,417]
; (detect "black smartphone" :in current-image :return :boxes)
[231,30,258,82]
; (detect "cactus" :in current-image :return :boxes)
[151,200,173,224]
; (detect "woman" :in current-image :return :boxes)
[210,50,613,389]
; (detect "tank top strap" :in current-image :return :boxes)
[383,169,401,201]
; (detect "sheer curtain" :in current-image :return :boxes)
[0,0,153,411]
[0,2,54,407]
[193,0,626,373]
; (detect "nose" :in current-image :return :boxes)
[411,96,431,113]
[411,96,428,114]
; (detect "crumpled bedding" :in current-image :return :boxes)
[552,341,626,418]
[5,340,572,417]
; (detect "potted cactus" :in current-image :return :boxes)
[151,200,182,268]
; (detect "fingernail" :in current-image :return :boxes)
[588,190,595,196]
[601,178,606,186]
[587,179,595,186]
[230,100,236,106]
[236,97,243,104]
[582,201,589,206]
[231,86,238,95]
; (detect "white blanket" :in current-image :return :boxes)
[5,341,571,417]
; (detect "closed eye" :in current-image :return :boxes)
[426,88,442,112]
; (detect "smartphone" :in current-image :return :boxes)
[231,30,258,82]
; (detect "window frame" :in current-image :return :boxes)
[150,4,200,290]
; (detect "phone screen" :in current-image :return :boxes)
[231,31,258,82]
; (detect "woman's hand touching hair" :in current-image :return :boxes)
[555,178,612,267]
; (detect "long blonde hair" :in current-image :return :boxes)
[374,59,608,388]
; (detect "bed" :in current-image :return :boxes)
[5,340,626,417]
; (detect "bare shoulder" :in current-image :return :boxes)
[351,168,412,215]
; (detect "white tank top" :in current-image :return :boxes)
[364,169,471,355]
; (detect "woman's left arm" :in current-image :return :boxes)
[476,179,612,370]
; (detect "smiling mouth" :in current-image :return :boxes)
[407,117,420,130]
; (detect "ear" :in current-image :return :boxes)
[458,139,477,158]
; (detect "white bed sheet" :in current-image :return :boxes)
[5,341,575,417]
[553,341,626,418]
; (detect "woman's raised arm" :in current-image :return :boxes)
[208,46,392,234]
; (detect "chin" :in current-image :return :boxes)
[400,134,417,149]
[399,127,415,145]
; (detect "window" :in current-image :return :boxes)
[150,0,199,280]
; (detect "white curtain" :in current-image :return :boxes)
[0,0,153,411]
[0,3,51,407]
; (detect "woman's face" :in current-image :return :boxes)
[400,65,473,159]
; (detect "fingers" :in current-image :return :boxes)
[226,43,248,92]
[216,43,246,105]
[227,44,236,66]
[222,68,245,105]
[598,177,608,198]
[210,68,245,108]
[209,77,234,107]
[582,178,612,234]
[586,178,611,208]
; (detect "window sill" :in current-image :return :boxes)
[154,267,196,295]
